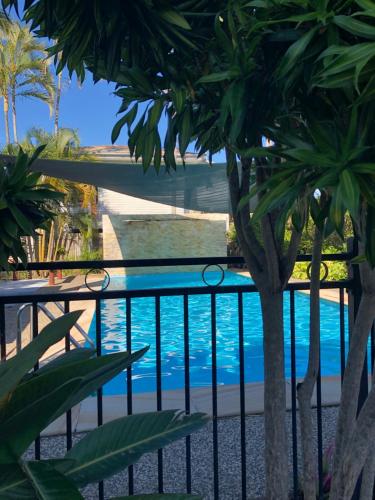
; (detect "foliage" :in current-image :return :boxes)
[4,127,98,263]
[0,311,207,499]
[0,20,55,144]
[0,147,63,268]
[6,127,97,211]
[3,0,219,81]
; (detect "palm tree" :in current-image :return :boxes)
[0,21,55,145]
[21,126,97,211]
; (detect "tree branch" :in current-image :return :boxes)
[226,148,265,281]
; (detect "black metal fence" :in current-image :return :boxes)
[0,254,372,499]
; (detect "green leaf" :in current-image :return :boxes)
[159,10,191,30]
[351,163,375,174]
[7,203,35,236]
[112,115,130,144]
[278,27,318,79]
[355,0,375,9]
[0,463,34,499]
[197,70,239,84]
[153,132,162,172]
[22,348,96,382]
[142,131,156,171]
[171,87,186,114]
[329,190,345,236]
[28,145,46,166]
[333,15,375,40]
[62,411,208,486]
[147,100,164,130]
[0,379,82,463]
[0,311,83,404]
[339,170,360,215]
[23,461,83,499]
[179,107,192,157]
[0,348,148,460]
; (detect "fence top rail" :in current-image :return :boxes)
[5,253,353,271]
[0,279,352,304]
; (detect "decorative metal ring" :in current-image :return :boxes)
[84,268,110,292]
[201,264,225,287]
[306,262,329,282]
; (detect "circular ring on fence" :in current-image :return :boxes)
[306,262,329,282]
[201,264,225,287]
[84,268,110,292]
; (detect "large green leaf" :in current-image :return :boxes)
[0,463,34,499]
[21,348,96,383]
[0,311,83,404]
[0,379,81,463]
[23,461,83,499]
[62,411,208,486]
[0,348,148,459]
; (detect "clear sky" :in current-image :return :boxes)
[0,71,153,148]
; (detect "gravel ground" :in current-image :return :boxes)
[25,407,338,499]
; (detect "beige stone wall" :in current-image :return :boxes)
[102,214,228,275]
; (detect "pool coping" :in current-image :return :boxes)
[41,374,369,436]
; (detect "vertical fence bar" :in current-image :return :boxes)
[155,296,163,493]
[64,301,72,451]
[183,294,192,494]
[339,288,346,384]
[290,290,298,499]
[95,298,104,500]
[238,292,246,500]
[211,293,219,500]
[32,301,41,460]
[0,302,5,361]
[126,297,134,495]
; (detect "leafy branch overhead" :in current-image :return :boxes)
[0,147,63,268]
[0,312,207,499]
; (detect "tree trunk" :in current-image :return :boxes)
[331,378,375,499]
[297,227,323,500]
[359,447,375,500]
[260,288,289,500]
[330,259,375,499]
[54,72,62,134]
[46,221,55,262]
[11,87,17,143]
[3,95,10,145]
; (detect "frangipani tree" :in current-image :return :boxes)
[248,1,375,497]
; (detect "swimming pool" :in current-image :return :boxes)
[89,271,350,395]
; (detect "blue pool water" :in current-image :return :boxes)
[89,271,350,395]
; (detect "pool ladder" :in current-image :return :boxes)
[16,302,94,353]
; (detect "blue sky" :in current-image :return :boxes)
[0,71,152,148]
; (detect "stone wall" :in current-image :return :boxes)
[102,214,228,275]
